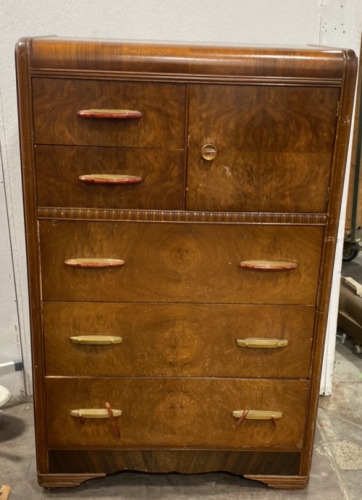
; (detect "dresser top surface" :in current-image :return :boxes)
[16,36,356,81]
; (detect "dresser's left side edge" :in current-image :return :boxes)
[15,37,48,477]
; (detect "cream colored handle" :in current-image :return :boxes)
[70,335,123,345]
[77,109,142,119]
[239,260,298,271]
[65,258,125,268]
[236,338,289,349]
[79,174,142,184]
[232,410,282,420]
[70,408,122,419]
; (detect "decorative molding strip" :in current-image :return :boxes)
[30,69,342,87]
[38,207,327,225]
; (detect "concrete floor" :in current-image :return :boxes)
[1,258,362,499]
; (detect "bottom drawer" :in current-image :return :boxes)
[46,378,309,450]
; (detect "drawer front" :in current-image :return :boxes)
[187,85,339,213]
[40,221,323,304]
[35,146,184,210]
[43,302,314,378]
[33,79,186,148]
[46,377,309,450]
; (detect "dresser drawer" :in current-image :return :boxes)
[40,220,323,305]
[43,302,314,378]
[35,146,184,209]
[46,377,309,450]
[187,85,339,213]
[33,78,186,148]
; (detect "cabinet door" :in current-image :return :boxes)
[187,85,339,213]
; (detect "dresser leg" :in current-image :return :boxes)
[38,473,106,488]
[244,474,309,489]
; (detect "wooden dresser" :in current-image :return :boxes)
[16,37,357,489]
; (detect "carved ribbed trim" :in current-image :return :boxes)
[38,207,327,225]
[30,69,342,87]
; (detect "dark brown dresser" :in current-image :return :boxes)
[16,37,357,489]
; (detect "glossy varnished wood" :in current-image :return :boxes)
[25,37,349,82]
[15,37,357,489]
[43,302,314,378]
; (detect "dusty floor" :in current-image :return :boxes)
[1,257,361,499]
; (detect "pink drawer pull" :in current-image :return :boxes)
[77,109,142,119]
[79,174,142,184]
[239,260,298,271]
[65,258,125,268]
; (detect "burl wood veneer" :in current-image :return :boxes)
[16,37,357,489]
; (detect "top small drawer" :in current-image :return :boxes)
[32,78,186,149]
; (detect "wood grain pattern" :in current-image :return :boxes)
[187,85,339,213]
[39,220,323,304]
[27,37,348,81]
[43,302,314,378]
[33,79,186,148]
[45,377,309,449]
[35,145,184,210]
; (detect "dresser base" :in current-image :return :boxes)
[42,449,306,489]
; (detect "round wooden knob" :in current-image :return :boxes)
[201,143,217,161]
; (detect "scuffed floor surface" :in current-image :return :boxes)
[0,337,361,500]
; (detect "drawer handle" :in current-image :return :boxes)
[79,174,142,184]
[77,109,142,119]
[236,338,289,349]
[239,260,298,271]
[70,408,122,419]
[71,402,121,438]
[232,409,282,426]
[70,335,123,345]
[65,258,125,268]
